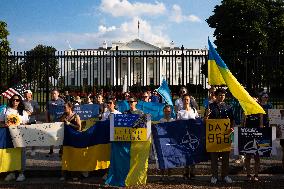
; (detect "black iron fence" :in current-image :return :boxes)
[0,48,284,110]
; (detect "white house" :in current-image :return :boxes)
[61,39,207,87]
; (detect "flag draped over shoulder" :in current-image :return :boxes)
[62,121,111,171]
[156,79,173,106]
[152,119,208,169]
[0,128,21,173]
[208,39,266,115]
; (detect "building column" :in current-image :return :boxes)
[143,57,147,86]
[128,57,131,86]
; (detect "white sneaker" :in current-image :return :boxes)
[224,176,233,184]
[210,177,217,184]
[16,173,26,182]
[4,173,16,181]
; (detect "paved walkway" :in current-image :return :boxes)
[1,147,284,188]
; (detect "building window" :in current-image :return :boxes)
[150,77,154,85]
[94,78,98,85]
[83,78,88,86]
[83,63,88,71]
[106,77,111,85]
[71,78,75,85]
[71,63,75,70]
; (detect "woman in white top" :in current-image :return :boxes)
[101,98,121,121]
[0,94,29,182]
[176,94,199,180]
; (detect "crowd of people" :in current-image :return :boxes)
[0,86,276,184]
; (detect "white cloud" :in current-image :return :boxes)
[98,25,116,33]
[170,4,201,23]
[10,18,170,51]
[99,0,166,17]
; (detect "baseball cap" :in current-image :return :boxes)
[24,90,32,95]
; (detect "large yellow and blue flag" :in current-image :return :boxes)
[0,127,21,173]
[105,114,151,187]
[62,121,111,171]
[208,39,265,115]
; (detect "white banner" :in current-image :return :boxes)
[8,122,64,147]
[269,109,284,139]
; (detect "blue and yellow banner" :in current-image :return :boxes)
[208,39,265,115]
[0,127,21,173]
[62,121,111,171]
[106,114,151,187]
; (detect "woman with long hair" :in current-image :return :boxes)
[0,94,30,182]
[59,102,82,181]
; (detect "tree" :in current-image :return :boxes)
[23,45,60,89]
[206,0,284,90]
[0,21,10,54]
[207,0,270,55]
[0,21,12,91]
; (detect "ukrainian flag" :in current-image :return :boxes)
[208,39,265,115]
[105,141,151,187]
[62,120,111,171]
[0,127,21,173]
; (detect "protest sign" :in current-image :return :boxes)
[110,114,151,141]
[206,119,231,152]
[269,109,284,139]
[8,122,64,147]
[152,119,208,169]
[234,127,276,157]
[49,104,100,121]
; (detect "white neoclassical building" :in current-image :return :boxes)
[61,39,207,87]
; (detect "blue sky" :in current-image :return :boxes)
[0,0,221,51]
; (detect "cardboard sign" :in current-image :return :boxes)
[206,119,231,152]
[268,109,284,139]
[110,114,151,141]
[234,127,276,157]
[8,122,64,147]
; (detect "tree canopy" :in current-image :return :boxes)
[23,45,60,88]
[207,0,284,54]
[0,21,10,55]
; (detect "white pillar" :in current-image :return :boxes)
[143,57,147,86]
[128,57,131,86]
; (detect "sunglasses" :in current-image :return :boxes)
[142,96,148,98]
[106,101,113,104]
[12,99,20,102]
[128,101,135,103]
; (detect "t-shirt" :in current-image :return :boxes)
[124,109,144,115]
[0,107,29,124]
[159,117,175,123]
[47,98,65,112]
[175,97,198,111]
[101,110,122,121]
[24,99,40,123]
[177,109,199,120]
